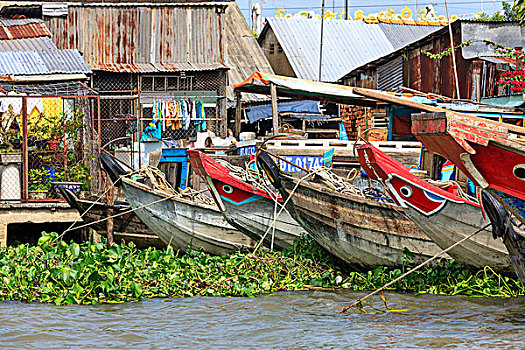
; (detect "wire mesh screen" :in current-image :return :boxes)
[0,92,99,202]
[93,72,138,92]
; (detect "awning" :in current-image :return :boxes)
[246,100,321,123]
[234,71,377,107]
[480,95,525,109]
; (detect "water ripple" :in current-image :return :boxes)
[0,291,524,349]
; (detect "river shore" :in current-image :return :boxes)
[0,232,523,305]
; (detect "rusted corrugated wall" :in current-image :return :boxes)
[402,27,503,100]
[44,5,226,68]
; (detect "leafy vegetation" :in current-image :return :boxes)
[0,233,523,305]
[475,1,524,21]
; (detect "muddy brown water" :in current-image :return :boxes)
[1,291,524,349]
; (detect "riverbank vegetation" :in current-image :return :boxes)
[0,232,523,305]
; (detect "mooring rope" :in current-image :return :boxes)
[252,167,326,254]
[339,223,491,314]
[58,191,181,239]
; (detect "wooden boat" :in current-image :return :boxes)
[58,187,165,249]
[100,153,255,255]
[411,110,525,224]
[356,143,513,274]
[188,150,305,250]
[257,152,445,270]
[410,110,525,281]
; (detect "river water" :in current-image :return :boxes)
[1,291,524,349]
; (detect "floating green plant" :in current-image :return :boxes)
[0,232,523,305]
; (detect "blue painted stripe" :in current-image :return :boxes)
[221,194,263,206]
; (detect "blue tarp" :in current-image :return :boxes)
[246,100,321,123]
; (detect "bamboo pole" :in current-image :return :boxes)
[445,0,461,99]
[235,91,242,140]
[319,0,326,82]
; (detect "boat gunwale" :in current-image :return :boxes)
[121,177,219,212]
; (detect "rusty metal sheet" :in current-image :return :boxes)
[47,5,227,70]
[0,22,51,40]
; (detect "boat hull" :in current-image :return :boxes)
[412,111,525,223]
[188,150,304,250]
[121,178,255,255]
[59,188,165,249]
[216,181,302,249]
[280,177,444,269]
[358,144,513,273]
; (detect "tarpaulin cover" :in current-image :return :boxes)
[246,100,321,123]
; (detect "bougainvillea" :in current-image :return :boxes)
[485,40,525,92]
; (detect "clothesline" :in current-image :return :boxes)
[139,95,224,100]
[140,98,208,141]
[141,117,221,121]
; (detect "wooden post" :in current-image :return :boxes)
[235,91,242,140]
[105,180,115,248]
[21,97,28,202]
[444,0,460,99]
[0,223,6,247]
[271,83,279,134]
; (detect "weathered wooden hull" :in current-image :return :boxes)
[358,144,513,274]
[59,188,165,249]
[121,178,255,255]
[398,201,510,273]
[412,111,525,224]
[219,192,302,249]
[280,177,444,270]
[188,149,304,250]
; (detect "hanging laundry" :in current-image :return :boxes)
[195,100,206,132]
[140,121,162,141]
[181,101,189,130]
[191,101,198,132]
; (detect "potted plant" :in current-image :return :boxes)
[28,168,53,200]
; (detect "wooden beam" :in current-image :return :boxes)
[235,91,242,140]
[271,83,279,134]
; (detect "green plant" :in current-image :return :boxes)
[28,168,53,192]
[68,162,92,191]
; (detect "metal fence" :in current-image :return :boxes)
[0,82,100,202]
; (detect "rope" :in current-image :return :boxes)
[252,167,326,254]
[426,179,478,203]
[58,192,180,236]
[339,223,491,314]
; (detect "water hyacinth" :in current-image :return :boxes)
[0,232,523,305]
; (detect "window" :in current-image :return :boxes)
[277,44,283,53]
[140,75,194,92]
[269,43,275,54]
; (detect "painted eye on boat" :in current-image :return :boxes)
[513,164,525,181]
[222,185,234,194]
[400,185,413,197]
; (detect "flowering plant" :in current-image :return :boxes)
[485,40,525,92]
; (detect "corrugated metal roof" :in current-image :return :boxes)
[88,62,227,73]
[46,6,228,72]
[262,18,444,82]
[0,36,56,52]
[266,18,393,82]
[0,18,44,27]
[0,20,51,40]
[225,2,273,102]
[377,23,441,51]
[0,49,91,76]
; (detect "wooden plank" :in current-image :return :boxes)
[271,82,279,134]
[234,91,242,140]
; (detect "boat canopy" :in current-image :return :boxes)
[245,100,328,123]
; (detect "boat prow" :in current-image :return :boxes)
[188,149,305,250]
[357,143,514,275]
